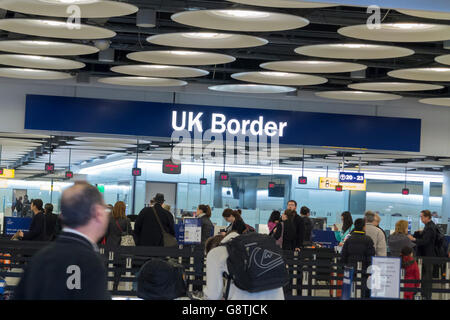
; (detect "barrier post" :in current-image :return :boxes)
[124,257,132,292]
[446,261,450,301]
[400,268,405,300]
[311,253,317,297]
[107,250,114,291]
[356,261,362,299]
[331,257,338,298]
[292,251,298,297]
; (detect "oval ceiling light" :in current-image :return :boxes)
[111,65,208,78]
[397,9,450,20]
[0,67,72,80]
[338,23,450,42]
[295,43,414,59]
[419,98,450,107]
[348,82,443,92]
[171,9,309,32]
[435,54,450,66]
[98,77,187,87]
[0,0,138,18]
[147,32,268,49]
[209,84,296,94]
[0,19,116,40]
[226,0,337,8]
[127,50,235,66]
[231,71,327,86]
[388,67,450,82]
[315,90,402,101]
[260,60,367,73]
[0,40,99,56]
[0,54,85,70]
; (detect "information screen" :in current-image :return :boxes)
[162,159,181,174]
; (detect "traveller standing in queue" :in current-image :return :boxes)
[12,199,47,241]
[222,209,246,235]
[273,209,297,250]
[268,210,281,234]
[300,206,313,246]
[333,211,353,246]
[105,201,132,247]
[134,193,175,246]
[196,204,214,245]
[374,213,387,242]
[13,182,111,299]
[286,200,305,251]
[364,211,387,256]
[44,203,59,241]
[401,246,421,300]
[388,220,415,256]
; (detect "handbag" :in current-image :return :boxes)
[152,207,177,247]
[116,219,135,246]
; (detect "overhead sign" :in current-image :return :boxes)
[339,172,365,183]
[25,95,421,152]
[370,257,401,299]
[163,159,181,174]
[319,177,367,191]
[0,169,15,179]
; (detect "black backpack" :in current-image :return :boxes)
[434,226,448,257]
[222,233,289,299]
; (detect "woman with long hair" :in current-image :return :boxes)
[222,208,246,235]
[333,211,353,246]
[105,201,132,247]
[197,204,214,245]
[268,210,281,234]
[273,209,297,250]
[388,220,415,256]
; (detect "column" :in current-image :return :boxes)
[441,170,450,234]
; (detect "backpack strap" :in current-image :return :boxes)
[223,272,232,300]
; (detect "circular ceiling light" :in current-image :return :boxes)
[0,19,116,40]
[0,54,85,70]
[295,43,414,59]
[98,77,187,87]
[0,40,99,56]
[209,84,296,94]
[231,71,327,86]
[338,23,450,42]
[0,67,72,80]
[388,68,450,82]
[171,9,309,32]
[147,32,267,49]
[419,98,450,107]
[127,50,235,66]
[397,9,450,20]
[260,60,367,73]
[315,90,402,101]
[111,65,209,78]
[348,82,443,92]
[226,0,337,8]
[435,54,450,66]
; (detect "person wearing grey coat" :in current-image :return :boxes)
[364,211,387,256]
[388,233,415,256]
[196,204,214,244]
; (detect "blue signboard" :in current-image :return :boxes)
[4,217,32,236]
[174,218,202,245]
[24,95,421,152]
[312,230,339,248]
[339,172,365,183]
[342,266,354,300]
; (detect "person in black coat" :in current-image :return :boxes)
[273,209,298,251]
[105,201,132,247]
[222,208,246,235]
[44,203,59,241]
[13,199,47,241]
[197,204,214,245]
[300,206,313,245]
[134,193,175,247]
[13,182,111,300]
[286,200,305,250]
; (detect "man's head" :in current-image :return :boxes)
[153,193,165,205]
[354,218,365,232]
[287,200,297,212]
[364,211,376,224]
[420,210,432,224]
[60,182,108,242]
[374,214,381,227]
[44,203,53,215]
[31,199,43,214]
[300,206,310,216]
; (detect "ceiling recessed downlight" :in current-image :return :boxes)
[295,43,414,59]
[171,9,309,32]
[231,71,327,86]
[227,0,337,8]
[419,98,450,107]
[0,0,137,18]
[397,9,450,20]
[0,19,116,39]
[147,32,268,49]
[435,54,450,66]
[98,76,187,87]
[316,91,402,101]
[127,50,235,66]
[0,67,72,80]
[388,68,450,82]
[348,82,443,92]
[0,54,85,70]
[260,60,367,73]
[209,84,295,94]
[338,23,450,42]
[0,40,99,56]
[111,65,209,78]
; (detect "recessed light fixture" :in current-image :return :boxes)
[435,54,450,66]
[183,32,231,39]
[127,50,235,66]
[209,84,296,94]
[231,71,327,86]
[348,82,443,92]
[260,60,367,73]
[214,10,270,18]
[316,90,402,101]
[98,76,187,87]
[397,9,450,20]
[0,54,85,69]
[111,64,209,78]
[226,0,337,8]
[0,40,99,56]
[419,98,450,107]
[0,67,72,80]
[388,68,450,81]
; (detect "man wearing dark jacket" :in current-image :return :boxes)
[408,210,438,300]
[13,182,111,300]
[287,200,305,250]
[13,199,46,241]
[44,203,59,241]
[134,193,175,246]
[300,206,313,245]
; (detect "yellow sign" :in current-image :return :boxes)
[319,177,366,191]
[0,169,14,179]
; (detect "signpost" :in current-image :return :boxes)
[319,177,367,191]
[339,172,365,183]
[370,256,402,299]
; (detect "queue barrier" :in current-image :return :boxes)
[0,239,449,300]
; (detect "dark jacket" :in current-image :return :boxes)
[273,218,297,251]
[45,213,59,241]
[388,233,415,256]
[294,214,306,248]
[414,220,437,257]
[199,215,214,244]
[341,231,376,270]
[22,211,47,241]
[105,217,132,247]
[301,215,313,244]
[134,204,175,246]
[226,218,246,235]
[13,231,111,300]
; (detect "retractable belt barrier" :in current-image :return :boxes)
[0,240,449,300]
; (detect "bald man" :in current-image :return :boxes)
[14,182,111,300]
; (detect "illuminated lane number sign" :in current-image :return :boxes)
[200,178,207,185]
[45,163,55,173]
[65,171,74,179]
[298,176,307,184]
[132,168,142,177]
[339,172,365,183]
[219,172,229,181]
